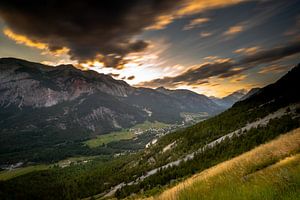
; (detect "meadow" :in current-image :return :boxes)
[0,165,48,181]
[147,128,300,200]
[84,121,169,148]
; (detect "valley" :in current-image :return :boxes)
[0,117,201,180]
[84,121,171,148]
[0,59,299,200]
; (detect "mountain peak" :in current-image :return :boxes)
[233,89,248,95]
[209,89,248,109]
[239,88,260,101]
[156,86,169,91]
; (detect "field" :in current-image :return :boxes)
[146,128,300,200]
[0,155,107,181]
[0,165,49,181]
[84,121,169,148]
[180,112,209,124]
[131,121,170,130]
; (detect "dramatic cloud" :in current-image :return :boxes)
[138,41,300,88]
[136,60,237,88]
[3,28,69,56]
[176,0,244,16]
[0,0,247,68]
[3,28,48,50]
[145,15,175,30]
[0,0,180,68]
[147,0,245,30]
[238,42,300,65]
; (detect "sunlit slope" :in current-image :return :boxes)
[0,165,48,181]
[147,128,300,200]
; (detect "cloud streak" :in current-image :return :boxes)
[183,17,210,30]
[137,41,300,88]
[223,25,244,36]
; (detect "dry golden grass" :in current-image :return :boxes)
[142,127,300,200]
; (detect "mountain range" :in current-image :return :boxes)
[0,57,223,135]
[0,58,249,140]
[0,57,251,163]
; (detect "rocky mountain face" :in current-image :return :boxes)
[0,58,143,135]
[155,87,221,114]
[0,58,223,156]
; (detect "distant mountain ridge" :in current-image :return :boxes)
[209,89,248,108]
[155,86,221,113]
[239,87,260,101]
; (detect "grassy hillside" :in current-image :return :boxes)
[146,128,300,200]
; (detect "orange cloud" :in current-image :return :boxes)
[77,59,106,71]
[223,25,244,36]
[146,15,174,30]
[258,65,287,74]
[177,0,243,16]
[183,17,210,30]
[200,31,213,37]
[166,76,253,98]
[203,56,219,60]
[234,46,260,55]
[4,28,47,50]
[147,0,244,30]
[229,74,247,83]
[3,28,69,56]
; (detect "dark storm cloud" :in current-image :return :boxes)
[137,61,238,88]
[108,73,120,78]
[127,75,135,80]
[0,0,181,68]
[239,42,300,65]
[138,41,300,88]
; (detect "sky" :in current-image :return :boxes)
[0,0,300,97]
